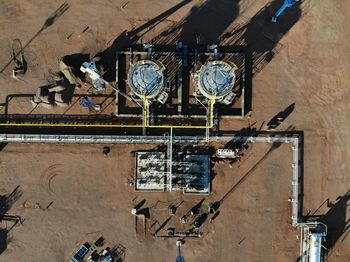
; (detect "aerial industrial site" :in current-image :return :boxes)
[0,1,349,261]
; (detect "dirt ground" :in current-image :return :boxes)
[0,142,299,262]
[0,0,350,261]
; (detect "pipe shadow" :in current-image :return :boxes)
[189,198,205,216]
[320,190,349,254]
[151,0,240,45]
[95,0,193,82]
[218,140,282,208]
[267,103,295,129]
[0,185,23,214]
[137,207,150,220]
[210,210,220,223]
[224,127,257,152]
[223,0,302,74]
[221,1,303,113]
[154,216,172,236]
[134,199,146,210]
[0,186,23,255]
[0,228,7,255]
[178,0,240,45]
[208,140,282,214]
[149,1,301,115]
[192,212,208,228]
[0,143,7,152]
[0,2,70,73]
[302,190,350,257]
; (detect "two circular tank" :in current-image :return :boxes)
[127,60,165,99]
[197,61,236,100]
[128,59,236,102]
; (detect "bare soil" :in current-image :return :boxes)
[0,0,349,261]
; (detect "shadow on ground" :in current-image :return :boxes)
[0,143,7,152]
[0,186,22,214]
[0,186,23,255]
[222,0,302,73]
[321,190,350,254]
[303,190,350,257]
[0,229,7,255]
[0,2,70,73]
[267,103,295,129]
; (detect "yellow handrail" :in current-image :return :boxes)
[0,97,216,129]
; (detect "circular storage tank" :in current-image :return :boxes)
[198,61,236,100]
[127,60,165,99]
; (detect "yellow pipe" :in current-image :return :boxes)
[142,95,149,127]
[0,96,216,129]
[209,94,216,127]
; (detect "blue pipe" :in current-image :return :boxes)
[272,0,295,22]
[176,245,185,262]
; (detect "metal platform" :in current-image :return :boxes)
[127,60,165,99]
[198,61,236,100]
